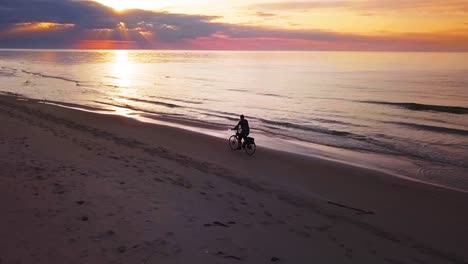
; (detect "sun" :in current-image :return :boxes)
[94,0,134,11]
[93,0,164,11]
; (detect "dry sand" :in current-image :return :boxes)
[0,94,467,264]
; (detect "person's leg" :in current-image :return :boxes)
[236,133,242,149]
[242,134,249,148]
[241,134,247,148]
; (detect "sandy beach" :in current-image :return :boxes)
[1,94,468,264]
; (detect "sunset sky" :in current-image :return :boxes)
[0,0,467,50]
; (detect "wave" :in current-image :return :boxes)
[21,70,80,84]
[147,95,203,105]
[258,118,356,137]
[257,93,290,98]
[0,66,17,77]
[361,100,468,114]
[259,93,281,97]
[191,108,240,118]
[201,112,239,122]
[93,100,169,114]
[307,96,350,101]
[104,98,241,123]
[256,117,468,169]
[103,84,119,88]
[39,100,112,112]
[227,88,250,92]
[0,91,23,97]
[313,118,362,127]
[306,96,468,115]
[388,122,468,136]
[259,124,401,156]
[1,66,18,71]
[104,75,119,79]
[119,95,203,106]
[117,97,181,108]
[141,113,227,131]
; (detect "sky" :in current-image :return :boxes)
[0,0,467,51]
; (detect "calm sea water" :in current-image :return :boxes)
[1,50,467,191]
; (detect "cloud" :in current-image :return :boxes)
[0,0,225,45]
[359,0,468,12]
[249,0,468,13]
[250,1,348,11]
[0,0,117,28]
[255,12,278,17]
[0,0,467,51]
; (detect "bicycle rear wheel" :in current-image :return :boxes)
[244,143,256,155]
[229,135,239,150]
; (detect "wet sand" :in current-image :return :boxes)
[0,94,467,264]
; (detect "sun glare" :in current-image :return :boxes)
[94,0,133,11]
[93,0,166,11]
[103,50,140,114]
[111,50,134,87]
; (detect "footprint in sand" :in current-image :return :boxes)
[203,221,236,227]
[117,246,127,253]
[153,177,165,183]
[224,255,242,261]
[211,251,244,261]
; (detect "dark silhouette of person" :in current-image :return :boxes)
[233,115,250,149]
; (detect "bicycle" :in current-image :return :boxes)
[229,129,256,156]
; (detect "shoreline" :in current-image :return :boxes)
[1,94,468,263]
[15,94,468,194]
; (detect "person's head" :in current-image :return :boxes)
[240,115,244,120]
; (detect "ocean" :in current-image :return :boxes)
[1,49,467,191]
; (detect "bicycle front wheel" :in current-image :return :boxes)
[229,135,238,150]
[244,143,256,156]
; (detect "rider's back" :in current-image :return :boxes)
[238,119,250,134]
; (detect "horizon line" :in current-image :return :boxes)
[1,48,468,53]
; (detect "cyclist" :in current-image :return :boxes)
[232,115,250,149]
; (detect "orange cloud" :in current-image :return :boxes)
[1,22,74,35]
[250,0,468,13]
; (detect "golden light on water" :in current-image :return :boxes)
[111,50,134,88]
[106,50,139,114]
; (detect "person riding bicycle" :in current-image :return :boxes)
[232,115,250,150]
